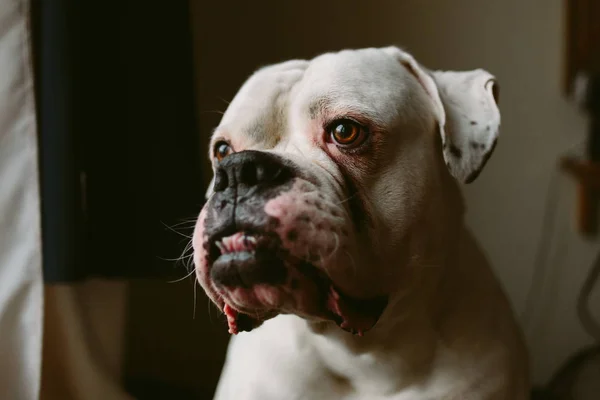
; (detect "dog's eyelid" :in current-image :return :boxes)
[323,114,385,137]
[210,135,228,148]
[323,115,367,130]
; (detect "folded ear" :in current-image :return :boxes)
[431,69,500,183]
[382,47,500,184]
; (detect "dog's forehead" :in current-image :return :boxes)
[215,48,414,149]
[297,49,412,121]
[217,60,309,149]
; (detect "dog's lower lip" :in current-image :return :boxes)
[211,251,257,288]
[210,232,288,288]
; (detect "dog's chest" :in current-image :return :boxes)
[311,335,408,396]
[217,316,497,400]
[309,331,500,400]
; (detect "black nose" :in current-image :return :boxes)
[213,151,294,193]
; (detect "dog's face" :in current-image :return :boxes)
[193,47,500,335]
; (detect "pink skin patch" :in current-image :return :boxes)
[264,180,347,266]
[194,179,386,336]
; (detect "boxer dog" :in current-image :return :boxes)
[193,46,529,399]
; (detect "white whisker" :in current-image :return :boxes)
[167,267,196,284]
[184,254,196,271]
[193,279,198,319]
[161,221,193,239]
[344,250,357,276]
[168,218,199,228]
[161,240,195,268]
[158,254,189,263]
[289,143,307,158]
[336,192,358,205]
[327,232,340,261]
[201,109,226,116]
[317,250,325,266]
[205,288,218,323]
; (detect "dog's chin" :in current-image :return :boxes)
[203,231,389,336]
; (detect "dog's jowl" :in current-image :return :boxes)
[193,46,529,400]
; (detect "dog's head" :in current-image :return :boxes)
[193,47,500,335]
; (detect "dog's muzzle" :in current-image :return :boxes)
[195,150,388,336]
[208,151,296,288]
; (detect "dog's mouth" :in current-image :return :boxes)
[205,230,388,336]
[210,231,287,288]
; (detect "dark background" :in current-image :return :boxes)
[32,0,204,282]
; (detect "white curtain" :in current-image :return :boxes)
[0,0,43,398]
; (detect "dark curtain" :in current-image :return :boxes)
[31,1,205,282]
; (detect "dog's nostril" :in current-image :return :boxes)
[238,161,283,187]
[255,164,267,183]
[239,162,259,186]
[256,164,284,184]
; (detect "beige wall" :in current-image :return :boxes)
[41,282,131,400]
[190,0,599,385]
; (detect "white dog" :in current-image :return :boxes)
[193,46,529,399]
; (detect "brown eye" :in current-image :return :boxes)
[328,119,367,147]
[214,141,232,162]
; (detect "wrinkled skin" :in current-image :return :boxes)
[192,47,529,399]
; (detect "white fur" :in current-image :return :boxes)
[199,47,529,400]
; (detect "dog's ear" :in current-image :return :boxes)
[382,47,500,183]
[430,69,500,183]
